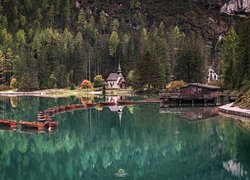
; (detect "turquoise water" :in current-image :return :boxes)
[0,96,250,180]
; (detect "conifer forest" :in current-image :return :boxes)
[0,0,249,91]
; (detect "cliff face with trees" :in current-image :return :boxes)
[0,0,249,91]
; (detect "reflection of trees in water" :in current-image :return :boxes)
[0,98,249,179]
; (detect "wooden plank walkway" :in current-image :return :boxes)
[219,103,250,119]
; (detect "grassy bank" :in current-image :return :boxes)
[234,89,250,110]
[0,88,134,98]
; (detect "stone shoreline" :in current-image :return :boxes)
[0,91,46,97]
[219,103,250,120]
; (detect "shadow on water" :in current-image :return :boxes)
[0,96,250,179]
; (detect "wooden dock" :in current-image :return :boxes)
[219,103,250,119]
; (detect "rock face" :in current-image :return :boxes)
[221,0,250,14]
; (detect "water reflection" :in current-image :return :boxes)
[0,97,249,179]
[223,160,247,178]
[160,107,219,121]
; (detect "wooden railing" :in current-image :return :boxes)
[160,93,216,100]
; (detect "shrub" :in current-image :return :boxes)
[80,80,93,89]
[165,80,187,92]
[10,78,18,89]
[0,84,11,91]
[93,75,105,88]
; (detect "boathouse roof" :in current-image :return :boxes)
[187,83,221,90]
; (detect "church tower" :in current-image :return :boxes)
[117,63,122,76]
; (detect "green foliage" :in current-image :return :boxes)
[102,83,106,96]
[0,1,247,91]
[234,19,250,89]
[93,75,105,88]
[10,78,17,89]
[108,31,119,57]
[133,51,165,90]
[174,33,205,83]
[220,27,238,89]
[219,22,250,90]
[15,51,39,91]
[126,70,135,86]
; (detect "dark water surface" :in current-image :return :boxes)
[0,96,250,180]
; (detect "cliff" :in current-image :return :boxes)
[221,0,250,14]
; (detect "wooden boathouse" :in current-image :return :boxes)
[160,83,222,105]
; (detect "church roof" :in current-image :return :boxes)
[107,73,124,81]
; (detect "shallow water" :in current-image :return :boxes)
[0,96,250,180]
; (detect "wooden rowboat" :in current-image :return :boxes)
[37,116,52,122]
[74,104,86,108]
[44,121,59,129]
[65,105,76,110]
[47,108,56,115]
[85,102,97,107]
[19,121,46,130]
[58,106,66,111]
[117,100,138,105]
[37,112,51,122]
[99,101,116,106]
[0,120,18,128]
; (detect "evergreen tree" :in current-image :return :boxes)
[73,32,87,85]
[174,33,204,83]
[133,51,164,90]
[220,27,238,89]
[235,20,250,89]
[77,8,87,34]
[99,10,108,34]
[108,30,119,68]
[15,51,39,90]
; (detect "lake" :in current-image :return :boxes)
[0,96,250,180]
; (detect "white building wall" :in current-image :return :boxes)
[208,68,219,82]
[107,81,120,88]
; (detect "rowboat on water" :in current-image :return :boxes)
[65,105,77,110]
[0,120,18,128]
[47,108,57,115]
[58,106,66,111]
[44,121,59,129]
[99,102,116,106]
[37,112,52,122]
[74,104,85,108]
[85,102,97,107]
[117,100,138,105]
[19,121,46,130]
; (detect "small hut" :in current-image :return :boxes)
[208,67,219,83]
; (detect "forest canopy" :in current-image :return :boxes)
[0,0,249,91]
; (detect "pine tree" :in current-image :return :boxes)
[108,30,119,58]
[15,51,39,90]
[220,27,238,89]
[235,20,250,89]
[77,8,87,34]
[73,32,87,85]
[99,10,108,34]
[174,33,204,83]
[133,51,164,90]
